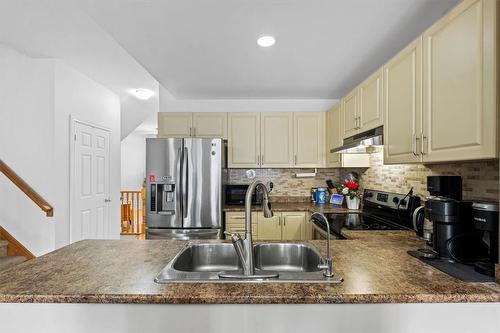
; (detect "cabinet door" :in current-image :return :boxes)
[228,113,261,168]
[293,112,325,167]
[383,37,422,164]
[342,90,359,138]
[326,104,342,167]
[341,154,370,168]
[225,212,258,240]
[257,213,282,241]
[282,212,306,241]
[358,69,383,132]
[192,113,227,138]
[422,0,497,162]
[261,113,293,167]
[157,112,192,138]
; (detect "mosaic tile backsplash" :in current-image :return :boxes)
[228,151,499,202]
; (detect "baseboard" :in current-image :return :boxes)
[0,226,35,260]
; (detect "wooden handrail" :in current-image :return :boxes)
[0,159,53,217]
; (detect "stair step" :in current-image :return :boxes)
[0,240,8,257]
[0,256,25,270]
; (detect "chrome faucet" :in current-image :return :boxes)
[310,212,334,277]
[221,180,276,279]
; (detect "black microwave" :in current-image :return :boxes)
[225,184,263,205]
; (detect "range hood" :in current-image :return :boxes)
[331,126,383,154]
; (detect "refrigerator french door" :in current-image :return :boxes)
[146,138,224,239]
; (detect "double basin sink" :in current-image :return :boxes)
[155,242,343,283]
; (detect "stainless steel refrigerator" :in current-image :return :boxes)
[146,138,225,239]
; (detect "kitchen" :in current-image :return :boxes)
[0,0,499,332]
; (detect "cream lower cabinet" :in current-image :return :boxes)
[257,212,307,241]
[281,212,306,240]
[225,212,258,240]
[261,112,294,167]
[421,0,497,162]
[256,213,282,241]
[228,113,261,168]
[293,113,325,167]
[192,112,227,138]
[384,37,423,164]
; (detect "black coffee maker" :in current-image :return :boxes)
[472,201,499,276]
[424,176,487,261]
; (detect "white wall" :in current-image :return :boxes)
[54,62,121,248]
[0,44,121,255]
[0,45,56,255]
[121,132,155,191]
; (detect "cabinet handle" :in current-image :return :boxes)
[283,217,286,226]
[189,127,192,136]
[193,127,196,137]
[278,216,281,226]
[294,155,298,165]
[261,155,264,165]
[357,116,361,129]
[421,133,427,155]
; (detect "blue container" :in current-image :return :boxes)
[316,188,327,204]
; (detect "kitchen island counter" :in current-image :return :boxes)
[0,232,498,304]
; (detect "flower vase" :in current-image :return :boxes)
[346,196,360,210]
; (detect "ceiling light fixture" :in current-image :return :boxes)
[131,89,154,100]
[257,35,276,47]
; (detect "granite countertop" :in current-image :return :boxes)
[224,202,362,214]
[0,232,498,304]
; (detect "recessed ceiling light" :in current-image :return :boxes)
[131,89,154,100]
[257,35,276,47]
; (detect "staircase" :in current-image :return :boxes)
[0,239,26,270]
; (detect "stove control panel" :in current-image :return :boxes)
[363,189,409,210]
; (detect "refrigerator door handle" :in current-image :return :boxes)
[177,147,182,216]
[183,146,189,218]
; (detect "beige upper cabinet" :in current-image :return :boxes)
[228,113,261,168]
[192,113,227,138]
[342,90,359,138]
[358,69,384,132]
[421,0,497,162]
[261,112,294,167]
[293,112,325,167]
[384,37,423,164]
[326,103,342,167]
[158,112,193,138]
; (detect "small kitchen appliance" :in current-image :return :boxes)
[427,175,463,200]
[472,201,499,276]
[225,184,263,205]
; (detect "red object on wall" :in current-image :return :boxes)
[149,175,156,182]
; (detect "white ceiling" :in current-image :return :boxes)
[0,0,160,139]
[80,0,459,99]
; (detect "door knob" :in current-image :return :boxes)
[104,198,111,203]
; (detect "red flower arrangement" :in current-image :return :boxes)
[339,180,362,199]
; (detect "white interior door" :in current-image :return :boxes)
[71,120,110,243]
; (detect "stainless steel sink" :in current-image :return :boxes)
[254,243,323,272]
[155,242,343,283]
